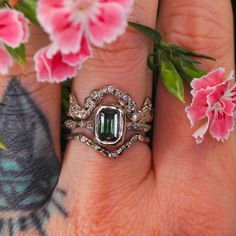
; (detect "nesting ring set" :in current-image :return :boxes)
[65,85,153,158]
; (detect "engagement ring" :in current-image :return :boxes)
[65,85,153,158]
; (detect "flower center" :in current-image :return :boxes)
[75,0,95,11]
[211,100,227,120]
[215,101,224,111]
[65,0,99,25]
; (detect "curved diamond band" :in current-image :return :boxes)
[67,133,149,159]
[65,85,153,158]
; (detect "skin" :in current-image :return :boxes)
[0,0,235,235]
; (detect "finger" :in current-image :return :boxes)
[58,0,159,225]
[155,0,235,160]
[153,0,236,232]
[0,25,64,236]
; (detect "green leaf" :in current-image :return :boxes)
[61,81,71,111]
[147,53,159,71]
[163,43,215,61]
[128,22,162,45]
[0,136,7,151]
[6,44,26,66]
[16,0,39,26]
[160,55,185,102]
[0,0,9,8]
[171,55,206,82]
[174,54,202,65]
[21,0,37,9]
[0,103,5,107]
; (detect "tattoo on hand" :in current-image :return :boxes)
[0,79,68,236]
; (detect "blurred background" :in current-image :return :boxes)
[233,1,235,57]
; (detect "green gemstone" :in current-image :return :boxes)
[95,106,123,144]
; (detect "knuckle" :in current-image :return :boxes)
[88,30,149,74]
[159,1,233,61]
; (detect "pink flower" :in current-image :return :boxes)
[35,0,133,82]
[185,68,236,144]
[34,35,91,83]
[0,46,14,75]
[37,0,133,53]
[230,83,236,110]
[34,46,77,83]
[0,9,29,47]
[0,9,29,74]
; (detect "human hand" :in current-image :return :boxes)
[0,0,235,235]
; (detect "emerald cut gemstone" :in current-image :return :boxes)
[95,106,124,145]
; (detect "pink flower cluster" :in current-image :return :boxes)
[35,0,133,83]
[0,9,29,74]
[186,68,236,144]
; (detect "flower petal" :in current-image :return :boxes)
[229,74,236,112]
[49,9,83,54]
[193,120,210,144]
[0,9,28,47]
[34,46,77,83]
[62,35,91,67]
[0,45,13,75]
[17,12,29,43]
[37,0,64,33]
[206,78,235,116]
[191,67,225,95]
[209,112,234,142]
[206,79,230,106]
[185,88,213,127]
[222,99,235,116]
[87,2,127,47]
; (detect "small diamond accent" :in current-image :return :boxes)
[110,152,118,158]
[79,121,85,127]
[102,87,109,94]
[107,86,115,93]
[94,145,100,150]
[138,135,145,142]
[80,136,87,142]
[90,90,100,99]
[117,148,124,154]
[122,94,129,101]
[132,114,138,122]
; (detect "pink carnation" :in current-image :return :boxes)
[185,68,236,144]
[0,9,29,74]
[35,0,133,82]
[34,35,91,83]
[37,0,133,53]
